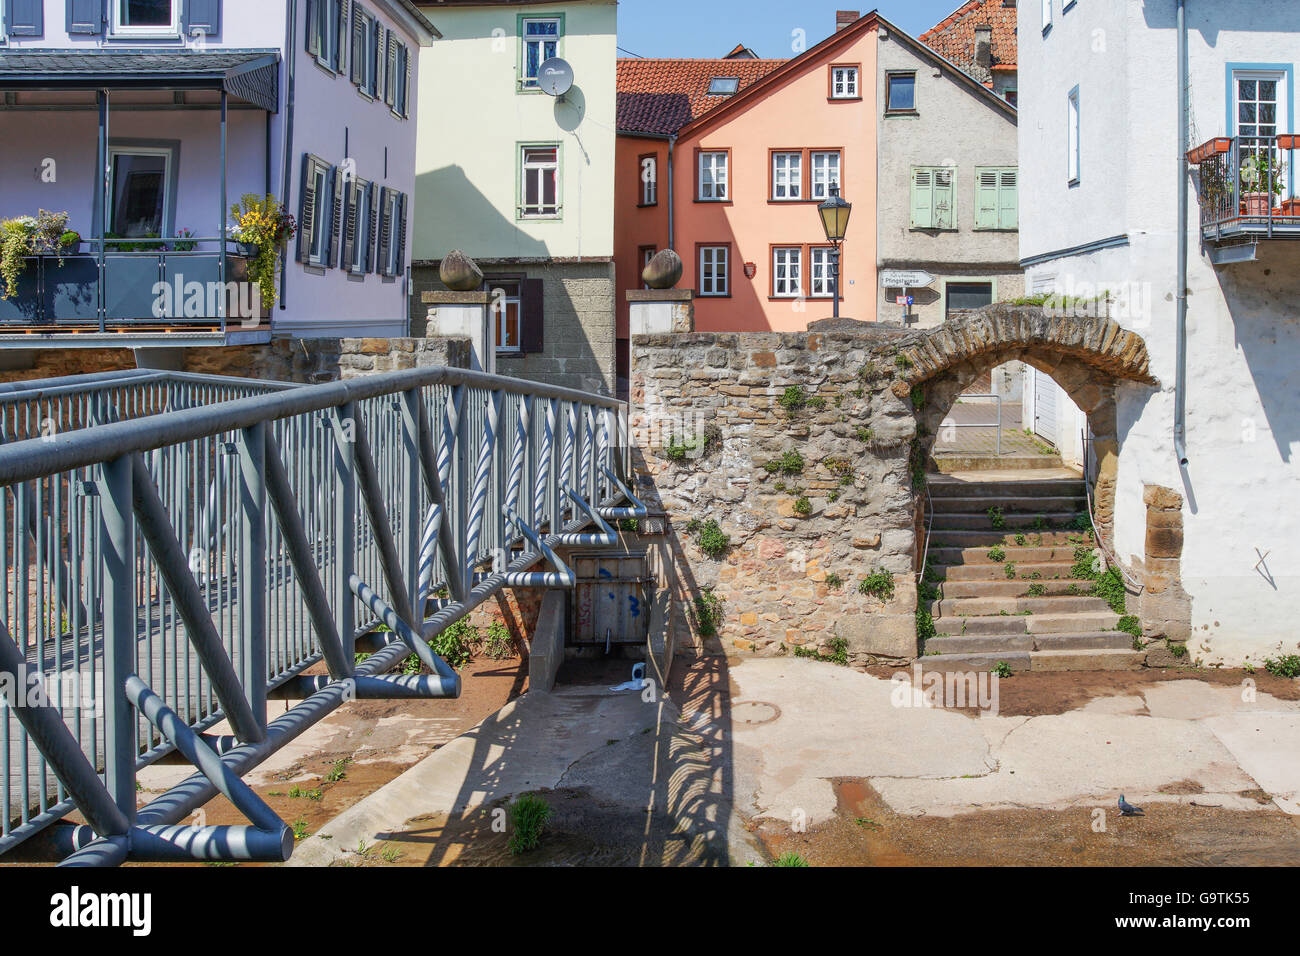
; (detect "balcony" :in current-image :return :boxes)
[0,244,269,348]
[1188,133,1300,263]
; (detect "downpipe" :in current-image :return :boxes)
[1174,0,1190,467]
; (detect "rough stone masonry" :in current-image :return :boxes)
[630,327,922,664]
[629,306,1158,666]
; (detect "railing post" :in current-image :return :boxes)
[454,386,470,597]
[333,403,357,657]
[399,389,422,619]
[236,422,267,735]
[98,454,136,831]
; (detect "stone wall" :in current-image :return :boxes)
[0,336,471,386]
[412,259,616,396]
[631,329,922,665]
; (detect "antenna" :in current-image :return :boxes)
[538,57,574,98]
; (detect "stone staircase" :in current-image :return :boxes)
[920,475,1145,673]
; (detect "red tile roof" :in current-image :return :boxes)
[919,0,1017,77]
[617,57,786,136]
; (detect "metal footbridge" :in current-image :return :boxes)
[0,366,645,865]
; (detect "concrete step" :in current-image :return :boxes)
[940,611,1121,635]
[937,578,1098,599]
[1033,632,1137,651]
[929,495,1088,514]
[928,478,1086,498]
[917,647,1145,674]
[1028,648,1147,671]
[925,632,1135,654]
[927,544,1086,564]
[916,651,1032,673]
[926,530,1090,549]
[933,456,1063,473]
[924,634,1035,654]
[931,595,1113,618]
[926,511,1089,532]
[930,561,1077,581]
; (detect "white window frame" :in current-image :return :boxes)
[831,66,859,99]
[810,247,834,298]
[106,145,174,239]
[1042,0,1053,32]
[640,155,657,205]
[699,246,729,297]
[1233,69,1287,142]
[810,151,841,201]
[520,144,560,219]
[1067,87,1080,184]
[113,0,181,37]
[698,151,728,201]
[772,152,802,201]
[521,16,561,89]
[772,247,802,298]
[491,280,523,352]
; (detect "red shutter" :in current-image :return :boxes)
[520,278,544,354]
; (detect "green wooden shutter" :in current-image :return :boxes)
[910,168,933,228]
[296,155,316,263]
[975,168,999,229]
[933,168,955,229]
[998,168,1019,230]
[335,0,349,74]
[350,5,365,85]
[342,179,358,272]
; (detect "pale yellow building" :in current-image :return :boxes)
[412,0,618,394]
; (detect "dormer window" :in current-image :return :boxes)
[708,77,739,96]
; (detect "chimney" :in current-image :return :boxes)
[974,25,993,71]
[836,10,859,32]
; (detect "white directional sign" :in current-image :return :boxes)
[879,269,934,288]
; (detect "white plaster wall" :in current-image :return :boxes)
[1021,0,1300,664]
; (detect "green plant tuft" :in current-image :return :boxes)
[858,568,895,601]
[507,793,552,855]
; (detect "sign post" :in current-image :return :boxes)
[879,269,934,323]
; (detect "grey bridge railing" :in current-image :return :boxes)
[0,366,644,865]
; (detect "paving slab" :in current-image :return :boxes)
[1205,714,1300,814]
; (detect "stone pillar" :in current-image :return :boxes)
[1139,484,1192,649]
[421,290,494,376]
[626,289,694,336]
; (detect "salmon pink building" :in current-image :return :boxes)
[615,8,1022,384]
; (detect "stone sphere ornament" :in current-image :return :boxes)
[439,250,484,292]
[641,249,683,290]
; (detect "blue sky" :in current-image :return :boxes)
[617,1,966,59]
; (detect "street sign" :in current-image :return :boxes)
[879,269,934,288]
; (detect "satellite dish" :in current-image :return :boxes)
[538,57,574,97]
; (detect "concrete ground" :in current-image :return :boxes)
[289,657,1300,866]
[933,401,1057,458]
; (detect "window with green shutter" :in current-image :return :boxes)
[910,167,955,229]
[974,166,1018,230]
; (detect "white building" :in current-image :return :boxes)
[1019,0,1300,665]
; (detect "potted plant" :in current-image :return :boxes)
[170,228,197,252]
[228,193,297,310]
[60,230,82,254]
[1240,149,1287,216]
[0,210,75,298]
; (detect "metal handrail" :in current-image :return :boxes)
[0,366,641,864]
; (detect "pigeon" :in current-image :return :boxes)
[1118,794,1144,816]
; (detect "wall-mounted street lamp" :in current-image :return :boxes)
[817,182,852,319]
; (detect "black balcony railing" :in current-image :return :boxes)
[1189,133,1300,240]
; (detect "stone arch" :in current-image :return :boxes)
[890,305,1158,547]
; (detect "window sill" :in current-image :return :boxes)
[1068,177,1080,188]
[346,271,366,282]
[694,198,733,205]
[884,110,920,118]
[767,198,818,205]
[972,227,1019,233]
[303,263,327,276]
[636,202,659,209]
[828,96,863,103]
